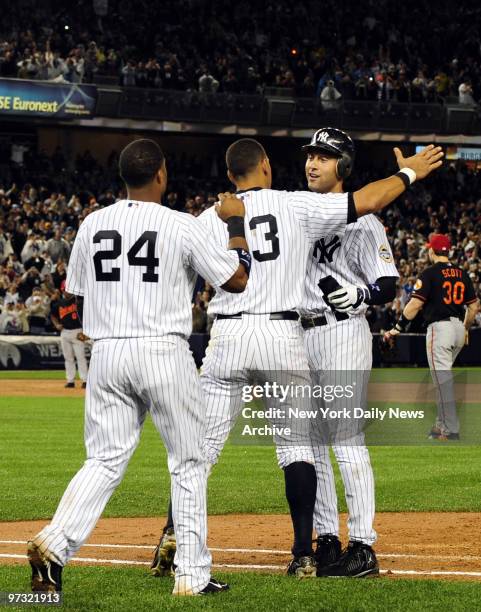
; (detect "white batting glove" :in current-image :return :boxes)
[327,284,369,313]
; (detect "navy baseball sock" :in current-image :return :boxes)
[283,461,316,558]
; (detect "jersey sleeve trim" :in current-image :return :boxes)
[465,297,479,305]
[411,293,426,302]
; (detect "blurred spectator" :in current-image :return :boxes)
[199,69,219,93]
[25,286,50,322]
[18,266,42,302]
[0,301,29,333]
[121,60,137,87]
[20,234,46,263]
[0,229,14,263]
[320,80,342,110]
[4,281,20,305]
[51,261,67,290]
[46,229,70,263]
[458,80,476,105]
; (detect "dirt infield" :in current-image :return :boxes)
[2,379,480,582]
[2,379,481,402]
[1,513,481,580]
[0,380,86,397]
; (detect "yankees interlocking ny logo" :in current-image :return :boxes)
[313,236,341,263]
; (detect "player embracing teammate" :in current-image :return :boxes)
[299,128,400,577]
[151,135,443,583]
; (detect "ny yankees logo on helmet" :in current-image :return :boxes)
[313,236,341,264]
[302,127,355,180]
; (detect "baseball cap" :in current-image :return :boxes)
[426,233,451,253]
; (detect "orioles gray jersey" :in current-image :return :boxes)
[197,188,353,315]
[66,199,239,339]
[301,213,399,316]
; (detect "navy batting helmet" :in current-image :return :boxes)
[302,127,355,180]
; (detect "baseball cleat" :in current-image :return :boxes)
[27,541,63,592]
[151,528,176,577]
[287,555,317,579]
[317,541,379,578]
[428,427,460,440]
[314,535,342,569]
[198,578,230,594]
[81,382,87,389]
[438,432,460,441]
[64,382,75,388]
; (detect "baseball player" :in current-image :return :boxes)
[384,233,479,440]
[151,138,443,579]
[51,281,88,389]
[298,128,399,577]
[27,139,251,596]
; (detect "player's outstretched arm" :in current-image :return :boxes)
[353,145,443,217]
[216,192,251,293]
[384,297,424,340]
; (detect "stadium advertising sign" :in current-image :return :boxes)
[0,78,97,119]
[416,145,481,161]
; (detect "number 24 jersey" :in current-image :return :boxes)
[66,200,239,339]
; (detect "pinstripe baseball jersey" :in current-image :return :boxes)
[66,199,239,339]
[301,213,399,316]
[197,188,353,315]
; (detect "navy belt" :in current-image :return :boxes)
[301,311,348,329]
[217,311,299,321]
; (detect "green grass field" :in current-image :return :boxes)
[1,367,480,382]
[0,567,481,612]
[2,566,480,612]
[1,369,481,610]
[2,395,481,519]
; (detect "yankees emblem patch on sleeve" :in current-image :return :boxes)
[378,244,393,263]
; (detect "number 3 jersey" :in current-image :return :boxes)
[198,188,354,316]
[66,200,239,339]
[300,214,399,317]
[411,261,477,324]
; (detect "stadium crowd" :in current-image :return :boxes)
[0,145,479,335]
[0,0,479,105]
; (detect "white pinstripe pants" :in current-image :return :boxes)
[200,315,315,469]
[34,336,211,595]
[304,314,377,545]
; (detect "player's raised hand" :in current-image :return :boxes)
[215,192,246,222]
[393,144,444,180]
